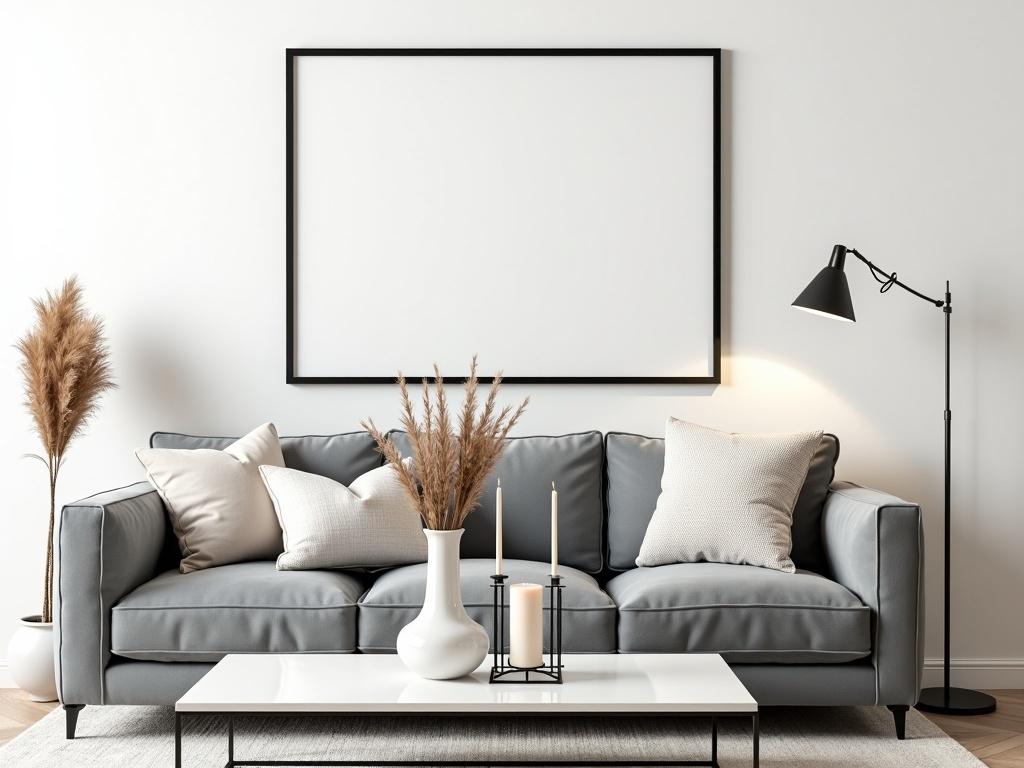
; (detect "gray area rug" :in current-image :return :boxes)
[0,705,983,767]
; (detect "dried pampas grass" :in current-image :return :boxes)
[17,277,116,622]
[363,357,528,531]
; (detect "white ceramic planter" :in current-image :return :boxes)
[8,616,57,702]
[397,529,489,680]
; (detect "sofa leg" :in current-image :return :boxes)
[887,704,908,740]
[64,704,84,739]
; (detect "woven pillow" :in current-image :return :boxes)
[259,461,426,570]
[135,422,286,573]
[636,419,823,573]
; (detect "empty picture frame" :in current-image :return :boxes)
[286,48,720,384]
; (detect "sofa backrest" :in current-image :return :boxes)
[149,428,836,577]
[388,430,605,574]
[149,431,381,485]
[604,432,840,574]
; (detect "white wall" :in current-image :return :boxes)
[2,0,1022,688]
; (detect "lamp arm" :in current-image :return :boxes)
[847,248,945,308]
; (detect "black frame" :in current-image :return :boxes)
[489,574,564,684]
[285,48,722,385]
[175,710,758,768]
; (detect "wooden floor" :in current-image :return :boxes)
[0,689,57,747]
[1,688,1022,765]
[923,691,1024,767]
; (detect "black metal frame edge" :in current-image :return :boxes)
[175,709,758,768]
[285,47,722,385]
[288,376,722,384]
[227,762,718,767]
[286,48,721,56]
[285,46,296,384]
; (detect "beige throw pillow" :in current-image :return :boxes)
[259,461,426,570]
[135,422,286,573]
[636,419,823,573]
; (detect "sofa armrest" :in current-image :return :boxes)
[822,481,924,706]
[55,482,167,705]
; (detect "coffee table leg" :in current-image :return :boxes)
[752,712,759,768]
[228,715,234,767]
[174,712,181,768]
[711,716,718,766]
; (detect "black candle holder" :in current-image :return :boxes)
[489,574,564,684]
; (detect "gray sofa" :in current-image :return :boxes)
[55,429,924,739]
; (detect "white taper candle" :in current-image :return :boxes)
[495,479,503,575]
[551,481,558,577]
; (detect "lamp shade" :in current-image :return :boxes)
[792,244,856,322]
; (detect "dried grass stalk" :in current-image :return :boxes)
[363,356,528,530]
[16,278,116,622]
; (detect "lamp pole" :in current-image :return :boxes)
[944,282,952,699]
[793,245,996,716]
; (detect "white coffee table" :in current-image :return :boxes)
[175,653,758,767]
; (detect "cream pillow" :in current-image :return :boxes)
[636,419,823,573]
[135,422,286,573]
[259,461,426,570]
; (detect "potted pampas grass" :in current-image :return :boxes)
[9,278,115,701]
[364,357,527,679]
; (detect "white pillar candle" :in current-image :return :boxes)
[495,479,503,575]
[550,481,558,577]
[509,582,544,668]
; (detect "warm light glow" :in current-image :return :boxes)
[792,305,855,323]
[674,354,878,445]
[708,355,878,441]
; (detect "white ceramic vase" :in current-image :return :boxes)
[8,616,57,702]
[397,528,489,680]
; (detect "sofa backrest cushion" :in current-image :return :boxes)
[605,431,839,574]
[150,431,382,486]
[389,430,604,574]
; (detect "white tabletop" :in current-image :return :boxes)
[176,653,756,714]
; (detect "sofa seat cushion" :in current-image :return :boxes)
[607,562,871,663]
[111,561,365,662]
[358,559,617,653]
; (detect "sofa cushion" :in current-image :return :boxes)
[110,561,365,661]
[358,559,616,653]
[150,430,382,486]
[636,419,823,573]
[388,431,605,573]
[606,562,870,663]
[137,423,287,573]
[605,432,839,574]
[260,462,426,570]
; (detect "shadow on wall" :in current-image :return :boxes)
[718,49,735,386]
[117,317,225,434]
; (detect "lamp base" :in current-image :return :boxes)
[916,686,997,715]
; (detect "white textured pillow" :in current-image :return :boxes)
[135,423,286,573]
[636,419,823,573]
[259,461,427,570]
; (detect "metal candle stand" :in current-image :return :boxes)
[489,574,564,684]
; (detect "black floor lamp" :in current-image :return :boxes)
[792,244,996,716]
